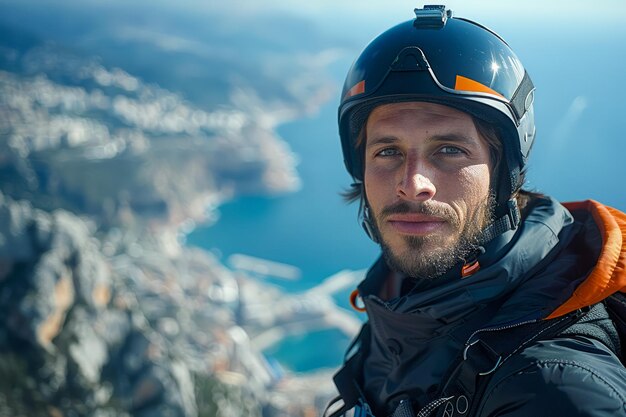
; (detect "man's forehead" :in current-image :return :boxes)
[363,101,495,153]
[365,101,479,140]
[368,101,472,123]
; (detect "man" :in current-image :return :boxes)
[326,5,626,417]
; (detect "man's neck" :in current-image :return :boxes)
[378,270,405,300]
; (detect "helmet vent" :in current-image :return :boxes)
[391,47,430,72]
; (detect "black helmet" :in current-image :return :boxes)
[339,5,536,235]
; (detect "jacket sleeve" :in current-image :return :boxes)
[476,337,626,417]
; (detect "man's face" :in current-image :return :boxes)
[364,102,495,279]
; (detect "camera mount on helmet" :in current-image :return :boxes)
[413,5,452,28]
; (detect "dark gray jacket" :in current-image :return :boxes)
[332,198,626,416]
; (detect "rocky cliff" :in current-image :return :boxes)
[0,192,339,416]
[0,17,344,417]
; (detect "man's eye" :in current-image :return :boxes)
[376,148,400,157]
[439,146,464,155]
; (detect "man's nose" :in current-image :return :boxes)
[396,156,436,201]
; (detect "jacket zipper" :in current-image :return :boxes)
[464,311,584,365]
[464,318,539,346]
[415,396,454,417]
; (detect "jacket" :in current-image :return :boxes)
[333,197,626,416]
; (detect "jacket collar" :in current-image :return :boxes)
[357,197,626,326]
[346,197,626,416]
[546,200,626,318]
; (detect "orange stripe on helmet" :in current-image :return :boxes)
[454,75,505,98]
[343,80,366,101]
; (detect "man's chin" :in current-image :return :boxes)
[379,234,465,279]
[381,249,452,280]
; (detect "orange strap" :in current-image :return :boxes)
[462,261,480,278]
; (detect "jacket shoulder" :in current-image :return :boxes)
[477,335,626,416]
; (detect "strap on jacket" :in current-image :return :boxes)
[432,308,588,417]
[328,323,372,415]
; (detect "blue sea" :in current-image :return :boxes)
[186,98,380,372]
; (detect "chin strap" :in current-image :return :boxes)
[480,199,521,245]
[361,205,380,243]
[462,199,521,278]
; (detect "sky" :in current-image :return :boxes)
[5,0,626,26]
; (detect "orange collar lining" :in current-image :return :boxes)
[547,200,626,319]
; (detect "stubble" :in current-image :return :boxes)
[370,193,496,279]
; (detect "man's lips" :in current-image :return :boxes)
[386,214,446,235]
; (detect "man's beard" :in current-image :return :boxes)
[369,193,496,280]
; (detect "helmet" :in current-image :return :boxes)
[339,5,535,234]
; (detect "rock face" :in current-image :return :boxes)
[0,193,185,415]
[0,192,339,416]
[0,14,342,417]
